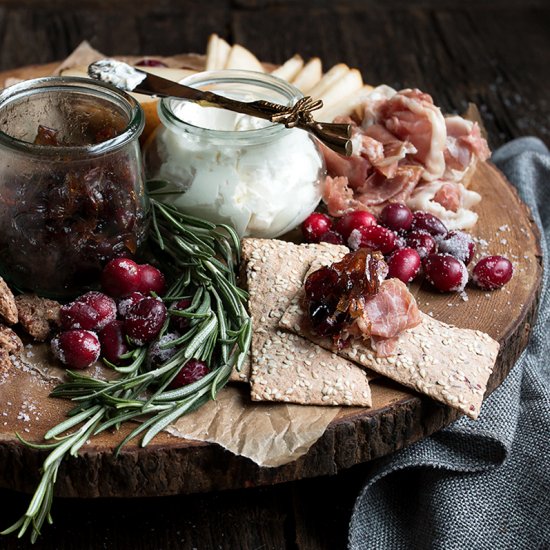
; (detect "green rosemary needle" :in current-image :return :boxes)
[1,198,250,543]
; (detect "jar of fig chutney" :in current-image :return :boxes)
[0,77,148,298]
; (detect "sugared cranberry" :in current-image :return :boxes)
[406,230,437,260]
[101,258,141,297]
[319,230,344,245]
[138,264,166,295]
[349,225,397,255]
[51,330,101,369]
[125,297,168,345]
[170,299,192,333]
[117,291,146,318]
[438,230,476,265]
[147,332,181,370]
[472,256,513,290]
[301,213,332,243]
[98,320,128,365]
[60,291,116,331]
[424,253,468,292]
[169,358,210,388]
[334,210,377,241]
[380,203,413,232]
[135,59,168,67]
[411,211,448,237]
[387,248,421,283]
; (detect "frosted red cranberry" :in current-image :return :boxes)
[170,299,192,333]
[101,258,141,297]
[301,213,332,242]
[60,301,99,331]
[117,291,146,318]
[411,211,448,237]
[319,230,344,245]
[387,248,421,283]
[424,253,468,292]
[147,332,181,370]
[334,210,377,240]
[138,264,166,295]
[98,320,128,365]
[406,230,437,260]
[437,230,476,265]
[51,330,101,369]
[349,225,397,255]
[60,292,116,331]
[135,58,168,67]
[380,203,413,232]
[169,358,210,388]
[472,255,513,290]
[125,297,167,345]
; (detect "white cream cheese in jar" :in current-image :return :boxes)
[145,71,325,238]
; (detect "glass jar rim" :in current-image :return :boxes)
[158,70,304,144]
[0,76,144,157]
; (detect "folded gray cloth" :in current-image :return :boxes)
[348,137,550,550]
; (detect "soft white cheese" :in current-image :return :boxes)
[89,60,146,92]
[154,100,324,238]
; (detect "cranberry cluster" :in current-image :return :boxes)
[50,258,209,388]
[301,205,513,293]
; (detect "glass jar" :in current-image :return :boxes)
[0,77,147,299]
[144,71,325,238]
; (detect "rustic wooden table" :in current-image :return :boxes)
[0,1,548,548]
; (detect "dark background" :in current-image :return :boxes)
[0,1,548,548]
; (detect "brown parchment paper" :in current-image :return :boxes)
[166,386,339,467]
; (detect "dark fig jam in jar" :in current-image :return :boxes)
[0,77,148,298]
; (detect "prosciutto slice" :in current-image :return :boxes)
[407,180,481,230]
[321,86,491,229]
[351,278,421,357]
[378,89,447,181]
[444,116,491,181]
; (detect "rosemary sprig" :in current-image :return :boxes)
[1,198,250,543]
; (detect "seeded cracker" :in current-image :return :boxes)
[242,238,372,407]
[0,324,23,354]
[280,286,499,419]
[0,276,18,325]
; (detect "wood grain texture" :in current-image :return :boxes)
[0,3,547,548]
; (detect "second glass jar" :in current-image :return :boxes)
[144,70,325,239]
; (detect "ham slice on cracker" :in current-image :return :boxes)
[280,283,499,419]
[237,238,372,407]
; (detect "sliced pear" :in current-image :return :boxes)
[315,69,364,118]
[291,57,322,93]
[317,84,374,122]
[270,54,304,82]
[224,44,265,72]
[308,63,350,100]
[205,34,231,71]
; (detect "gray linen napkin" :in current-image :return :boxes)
[348,137,550,550]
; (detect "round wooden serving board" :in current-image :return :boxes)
[0,60,542,498]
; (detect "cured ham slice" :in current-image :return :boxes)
[379,89,447,181]
[355,164,423,206]
[321,85,491,227]
[444,116,491,182]
[359,278,421,339]
[323,176,365,217]
[407,180,481,230]
[322,144,371,190]
[351,278,421,357]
